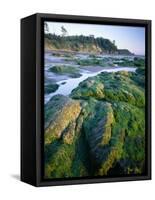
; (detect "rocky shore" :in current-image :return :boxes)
[44,67,145,178]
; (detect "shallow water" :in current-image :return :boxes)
[44,66,136,104]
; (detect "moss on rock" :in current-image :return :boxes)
[44,68,145,178]
[45,83,59,94]
[71,78,105,100]
[71,71,145,107]
[45,95,81,145]
[49,65,82,78]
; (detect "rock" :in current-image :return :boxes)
[48,65,82,78]
[44,96,91,178]
[45,95,81,145]
[83,100,114,149]
[45,83,59,94]
[97,129,125,176]
[71,77,105,100]
[82,99,124,175]
[44,69,145,178]
[71,71,145,107]
[62,122,76,144]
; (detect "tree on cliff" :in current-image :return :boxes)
[61,26,68,37]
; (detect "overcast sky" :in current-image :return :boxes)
[46,21,145,55]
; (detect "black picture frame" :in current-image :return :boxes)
[21,13,151,187]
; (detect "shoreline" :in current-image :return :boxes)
[45,66,136,104]
[45,49,139,57]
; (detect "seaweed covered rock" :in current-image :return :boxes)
[107,102,145,175]
[45,95,81,144]
[45,83,59,94]
[70,77,105,100]
[71,71,145,107]
[62,121,76,144]
[82,99,116,174]
[131,67,145,88]
[80,98,145,176]
[48,65,82,78]
[44,69,145,178]
[44,95,90,178]
[83,99,114,149]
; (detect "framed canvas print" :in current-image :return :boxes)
[21,13,151,186]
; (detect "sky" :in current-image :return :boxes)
[46,21,145,55]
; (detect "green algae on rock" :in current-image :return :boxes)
[45,83,59,94]
[49,65,82,78]
[71,71,145,107]
[45,95,81,145]
[44,70,145,178]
